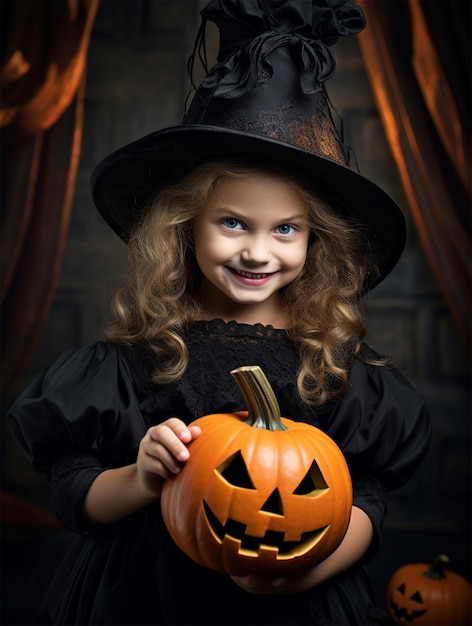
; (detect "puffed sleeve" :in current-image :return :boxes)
[325,345,432,492]
[7,342,147,480]
[351,474,388,561]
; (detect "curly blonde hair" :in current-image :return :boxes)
[105,161,381,405]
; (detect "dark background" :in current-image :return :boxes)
[2,1,470,624]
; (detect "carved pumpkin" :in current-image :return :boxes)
[161,365,352,576]
[387,554,472,625]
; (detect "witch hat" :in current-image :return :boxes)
[91,0,406,288]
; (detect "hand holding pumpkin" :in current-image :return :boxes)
[231,573,291,595]
[136,418,201,495]
[232,570,317,595]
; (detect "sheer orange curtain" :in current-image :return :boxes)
[357,0,471,346]
[1,0,99,400]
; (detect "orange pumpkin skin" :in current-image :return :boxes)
[161,411,352,577]
[387,556,472,626]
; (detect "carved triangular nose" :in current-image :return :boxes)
[261,488,284,516]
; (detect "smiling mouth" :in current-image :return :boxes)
[228,268,273,279]
[203,501,328,558]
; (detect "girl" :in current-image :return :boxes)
[8,2,431,624]
[9,161,430,626]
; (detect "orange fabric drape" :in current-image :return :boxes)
[1,0,99,400]
[357,0,471,346]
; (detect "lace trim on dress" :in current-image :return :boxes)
[188,318,289,338]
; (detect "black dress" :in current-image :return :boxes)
[8,320,431,626]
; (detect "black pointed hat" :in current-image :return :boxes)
[91,0,406,288]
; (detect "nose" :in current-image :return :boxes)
[241,234,271,265]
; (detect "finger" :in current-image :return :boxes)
[161,418,201,445]
[149,418,188,439]
[148,422,190,462]
[188,424,202,441]
[146,443,185,474]
[232,575,258,589]
[231,575,277,595]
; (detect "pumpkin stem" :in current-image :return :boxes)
[423,554,450,580]
[231,366,287,431]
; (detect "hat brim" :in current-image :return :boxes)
[91,125,406,288]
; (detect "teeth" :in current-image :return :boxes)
[236,270,268,279]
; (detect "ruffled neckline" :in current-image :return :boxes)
[188,318,289,338]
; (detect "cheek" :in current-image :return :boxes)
[194,232,226,268]
[283,242,309,274]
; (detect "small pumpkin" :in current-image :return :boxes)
[387,554,472,625]
[161,365,352,576]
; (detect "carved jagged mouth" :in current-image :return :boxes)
[203,501,328,557]
[390,601,427,623]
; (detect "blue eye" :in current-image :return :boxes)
[222,218,243,230]
[276,224,296,236]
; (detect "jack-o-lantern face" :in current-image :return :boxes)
[161,366,352,576]
[387,556,472,626]
[203,452,331,561]
[389,583,427,622]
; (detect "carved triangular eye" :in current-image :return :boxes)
[397,584,406,595]
[410,591,423,604]
[216,451,255,489]
[293,460,328,495]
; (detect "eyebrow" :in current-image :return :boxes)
[210,206,308,223]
